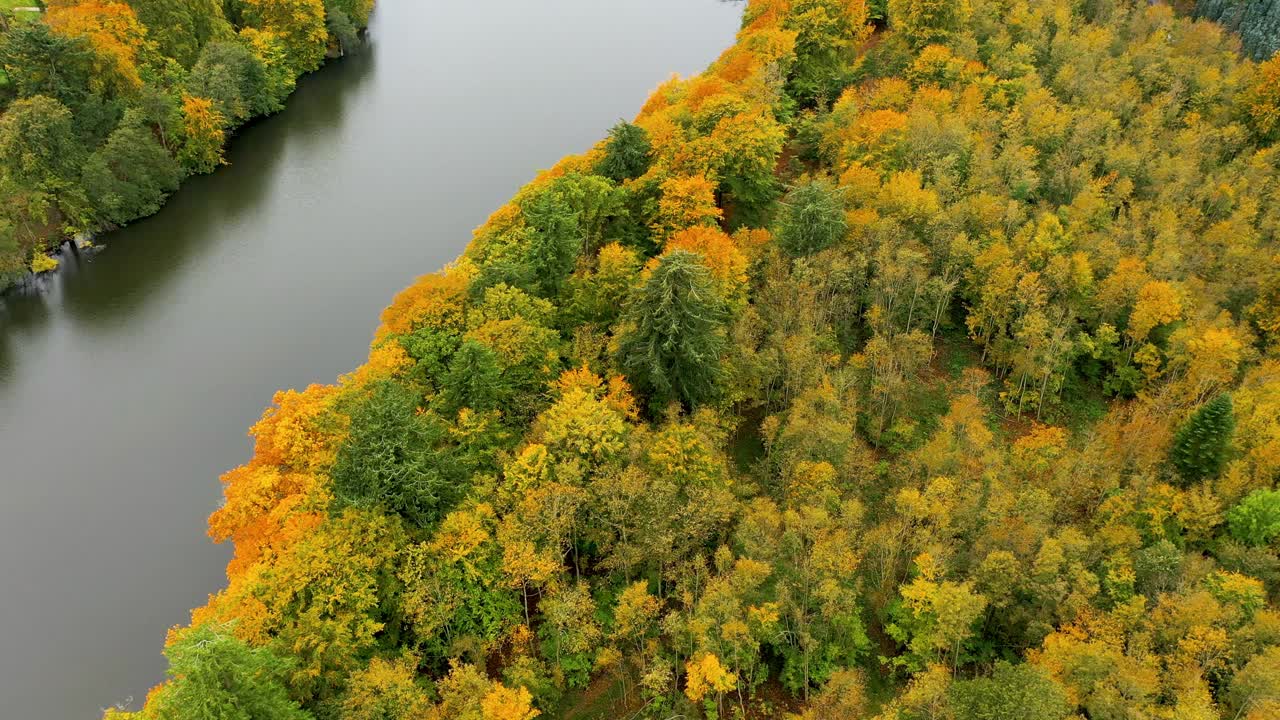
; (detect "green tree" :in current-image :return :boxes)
[139,624,312,720]
[596,120,651,183]
[187,40,273,122]
[0,95,84,192]
[439,339,504,414]
[784,0,870,107]
[618,249,728,410]
[81,115,182,227]
[330,380,462,529]
[776,178,847,257]
[1170,394,1235,483]
[1227,489,1280,547]
[125,0,233,68]
[520,187,582,298]
[948,662,1071,720]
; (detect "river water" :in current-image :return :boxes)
[0,2,741,716]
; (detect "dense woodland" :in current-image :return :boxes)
[111,0,1280,718]
[0,0,373,288]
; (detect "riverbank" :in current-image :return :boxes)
[0,0,376,292]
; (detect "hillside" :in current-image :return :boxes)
[112,0,1280,718]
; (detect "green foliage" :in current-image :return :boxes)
[783,0,865,107]
[331,380,463,529]
[618,249,728,409]
[596,121,651,183]
[1227,489,1280,547]
[125,0,233,68]
[188,40,277,121]
[519,187,582,298]
[0,95,84,192]
[948,661,1071,720]
[81,115,182,227]
[776,177,846,256]
[1170,395,1235,483]
[143,624,312,720]
[439,339,504,414]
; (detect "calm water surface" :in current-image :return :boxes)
[0,1,741,716]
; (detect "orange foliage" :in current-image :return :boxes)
[665,226,749,301]
[46,0,149,94]
[654,174,724,236]
[375,270,469,340]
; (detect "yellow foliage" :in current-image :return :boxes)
[30,253,59,273]
[684,652,738,702]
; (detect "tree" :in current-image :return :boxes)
[1243,54,1280,141]
[125,0,232,67]
[776,178,847,257]
[241,0,328,75]
[138,624,312,720]
[887,0,968,49]
[341,656,434,720]
[1227,489,1280,547]
[187,40,273,122]
[81,115,181,227]
[652,174,723,238]
[518,186,582,298]
[596,121,651,182]
[45,0,150,96]
[178,95,227,174]
[439,339,504,414]
[0,23,98,114]
[618,249,728,410]
[330,380,462,529]
[0,95,84,194]
[1170,395,1235,483]
[948,662,1071,720]
[784,0,872,106]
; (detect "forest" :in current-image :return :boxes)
[0,0,373,288]
[111,0,1280,718]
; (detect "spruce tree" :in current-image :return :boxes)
[1170,394,1235,483]
[596,121,652,183]
[618,249,727,410]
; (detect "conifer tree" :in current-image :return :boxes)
[1170,394,1235,483]
[596,121,651,183]
[618,250,727,410]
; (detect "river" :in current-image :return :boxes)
[0,2,742,716]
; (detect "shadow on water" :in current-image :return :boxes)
[0,43,376,335]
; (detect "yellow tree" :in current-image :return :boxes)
[653,174,723,237]
[46,0,149,95]
[179,95,227,174]
[241,0,328,75]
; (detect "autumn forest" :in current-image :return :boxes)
[95,0,1280,718]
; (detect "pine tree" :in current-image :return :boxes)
[1170,394,1235,483]
[618,250,727,410]
[596,121,651,183]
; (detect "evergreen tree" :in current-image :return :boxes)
[330,380,461,529]
[776,178,847,257]
[520,188,581,298]
[618,249,727,409]
[1170,394,1235,483]
[439,339,504,414]
[138,624,312,720]
[596,120,651,183]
